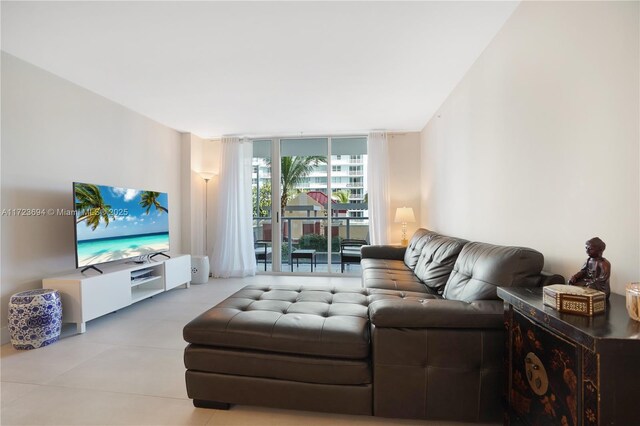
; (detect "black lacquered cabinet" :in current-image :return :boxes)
[498,287,640,426]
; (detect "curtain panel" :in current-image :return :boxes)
[367,131,390,244]
[210,137,256,277]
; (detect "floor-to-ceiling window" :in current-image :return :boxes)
[330,137,369,273]
[252,136,368,275]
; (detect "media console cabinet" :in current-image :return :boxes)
[42,254,191,333]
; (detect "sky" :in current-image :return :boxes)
[75,183,169,241]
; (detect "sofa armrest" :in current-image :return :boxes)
[361,245,406,260]
[369,299,504,329]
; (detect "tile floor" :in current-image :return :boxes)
[1,275,498,425]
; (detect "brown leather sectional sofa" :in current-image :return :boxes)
[183,228,563,422]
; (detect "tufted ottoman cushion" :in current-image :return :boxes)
[184,285,375,415]
[184,285,371,359]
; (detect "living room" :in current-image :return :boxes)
[2,1,639,425]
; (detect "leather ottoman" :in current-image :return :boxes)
[183,285,373,415]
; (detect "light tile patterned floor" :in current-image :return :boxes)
[1,275,498,426]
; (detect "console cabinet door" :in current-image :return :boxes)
[164,255,191,290]
[81,271,131,322]
[509,311,581,426]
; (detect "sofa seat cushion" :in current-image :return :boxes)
[443,242,544,302]
[362,269,436,294]
[366,288,441,302]
[363,279,430,293]
[413,234,468,295]
[360,258,411,272]
[184,344,371,385]
[183,285,371,360]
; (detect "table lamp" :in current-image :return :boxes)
[394,207,415,246]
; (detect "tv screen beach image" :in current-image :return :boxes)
[74,183,169,267]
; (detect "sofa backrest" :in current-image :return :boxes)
[442,242,544,302]
[413,234,468,295]
[403,228,436,269]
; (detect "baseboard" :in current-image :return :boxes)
[0,325,10,345]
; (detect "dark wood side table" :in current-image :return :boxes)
[498,287,640,426]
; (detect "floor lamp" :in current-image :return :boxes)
[199,172,216,256]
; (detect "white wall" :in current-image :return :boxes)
[388,132,421,243]
[201,140,221,265]
[181,134,220,263]
[420,1,639,295]
[180,134,194,255]
[0,53,183,342]
[182,133,204,257]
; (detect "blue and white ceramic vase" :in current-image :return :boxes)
[8,289,62,350]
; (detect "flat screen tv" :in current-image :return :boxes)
[73,182,170,270]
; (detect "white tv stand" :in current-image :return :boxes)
[42,254,191,333]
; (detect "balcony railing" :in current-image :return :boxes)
[253,215,369,269]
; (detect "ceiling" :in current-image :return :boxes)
[1,1,519,138]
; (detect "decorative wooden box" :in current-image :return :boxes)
[543,284,606,316]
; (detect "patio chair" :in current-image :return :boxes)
[254,239,272,271]
[253,223,271,271]
[340,239,367,273]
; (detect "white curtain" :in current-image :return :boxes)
[210,137,257,277]
[367,131,390,244]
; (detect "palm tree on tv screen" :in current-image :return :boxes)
[75,183,114,230]
[139,191,168,215]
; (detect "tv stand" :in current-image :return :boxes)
[150,252,170,260]
[43,254,191,333]
[80,265,103,274]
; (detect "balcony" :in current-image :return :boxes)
[253,215,369,274]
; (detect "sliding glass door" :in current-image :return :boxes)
[330,137,369,273]
[280,138,329,272]
[252,136,368,274]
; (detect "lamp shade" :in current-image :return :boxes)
[394,207,415,223]
[199,171,216,181]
